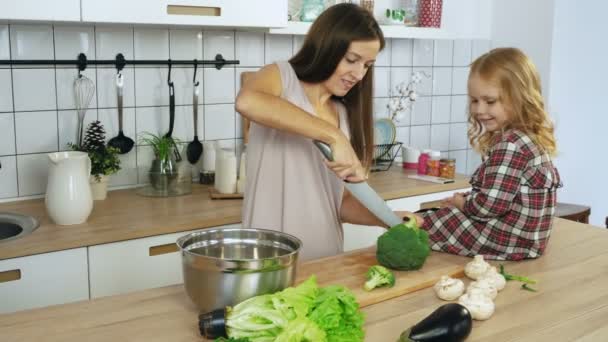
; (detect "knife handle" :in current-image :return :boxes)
[313,141,334,162]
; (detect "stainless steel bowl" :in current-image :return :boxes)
[176,228,302,313]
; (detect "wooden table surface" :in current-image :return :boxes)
[1,218,607,342]
[0,167,469,260]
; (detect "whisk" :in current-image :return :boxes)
[74,73,96,147]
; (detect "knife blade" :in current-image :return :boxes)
[314,141,403,228]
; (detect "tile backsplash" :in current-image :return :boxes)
[0,23,488,201]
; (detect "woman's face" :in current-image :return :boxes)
[324,40,381,97]
[468,72,510,132]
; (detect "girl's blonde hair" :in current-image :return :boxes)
[468,47,557,156]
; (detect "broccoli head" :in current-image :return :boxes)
[364,265,396,291]
[376,217,430,271]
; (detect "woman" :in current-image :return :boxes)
[237,3,416,261]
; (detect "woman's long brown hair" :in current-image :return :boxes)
[289,3,385,168]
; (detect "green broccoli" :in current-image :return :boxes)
[364,265,396,291]
[376,216,430,271]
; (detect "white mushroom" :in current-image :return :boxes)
[464,255,491,280]
[433,275,465,301]
[479,266,507,291]
[458,287,495,320]
[467,278,498,300]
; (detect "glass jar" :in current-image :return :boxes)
[426,159,440,176]
[439,158,456,179]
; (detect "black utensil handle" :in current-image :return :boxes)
[167,83,175,137]
[193,85,199,136]
[117,93,124,132]
[313,140,334,162]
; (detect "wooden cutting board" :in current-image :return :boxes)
[296,247,467,308]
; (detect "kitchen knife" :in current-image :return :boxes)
[314,141,403,228]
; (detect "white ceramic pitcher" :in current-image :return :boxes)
[45,151,93,225]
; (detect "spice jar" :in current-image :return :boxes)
[426,150,441,176]
[439,158,456,179]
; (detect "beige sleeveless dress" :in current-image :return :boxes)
[242,61,350,261]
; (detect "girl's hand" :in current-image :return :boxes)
[325,135,366,183]
[443,193,466,211]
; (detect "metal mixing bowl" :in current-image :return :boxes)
[176,227,302,313]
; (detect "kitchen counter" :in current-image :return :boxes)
[0,167,469,260]
[1,218,606,341]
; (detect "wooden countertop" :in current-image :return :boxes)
[1,218,607,341]
[0,168,469,261]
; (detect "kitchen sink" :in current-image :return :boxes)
[0,213,39,243]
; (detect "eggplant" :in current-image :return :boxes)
[399,303,472,342]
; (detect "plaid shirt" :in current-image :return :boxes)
[422,129,562,260]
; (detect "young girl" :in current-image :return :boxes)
[421,47,562,261]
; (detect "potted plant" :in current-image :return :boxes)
[138,132,180,191]
[70,121,121,200]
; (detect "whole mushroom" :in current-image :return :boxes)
[433,275,465,301]
[458,287,495,320]
[467,278,498,300]
[480,266,507,291]
[465,255,491,280]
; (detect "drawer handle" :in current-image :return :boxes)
[149,243,179,256]
[167,5,221,17]
[0,269,21,283]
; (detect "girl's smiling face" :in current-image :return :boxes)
[468,72,510,132]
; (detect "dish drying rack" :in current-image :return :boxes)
[371,142,402,172]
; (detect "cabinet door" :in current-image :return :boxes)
[0,0,80,22]
[81,0,287,28]
[88,224,241,298]
[0,248,89,314]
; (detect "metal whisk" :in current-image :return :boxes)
[74,74,96,147]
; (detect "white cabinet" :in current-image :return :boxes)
[0,248,89,314]
[81,0,287,28]
[343,189,470,251]
[0,0,81,22]
[88,224,241,298]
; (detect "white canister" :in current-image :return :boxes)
[402,146,420,170]
[202,141,216,172]
[215,149,237,194]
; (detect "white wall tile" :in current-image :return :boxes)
[0,69,13,111]
[471,40,491,62]
[98,108,135,145]
[293,35,305,54]
[171,67,198,105]
[17,153,49,196]
[391,39,413,66]
[451,67,469,95]
[396,126,410,146]
[433,40,453,66]
[413,39,433,66]
[56,68,98,110]
[373,67,390,97]
[265,34,293,64]
[466,148,482,175]
[375,39,391,66]
[450,95,468,123]
[0,156,17,198]
[453,40,472,66]
[448,150,467,175]
[136,106,169,137]
[373,97,390,121]
[431,96,451,124]
[203,30,235,60]
[15,111,58,154]
[430,124,450,151]
[58,109,98,150]
[412,67,432,95]
[389,67,412,96]
[169,29,203,60]
[0,25,9,60]
[96,27,134,60]
[12,68,56,111]
[410,125,430,150]
[172,105,198,142]
[204,104,235,140]
[432,67,452,95]
[96,67,135,108]
[136,145,155,184]
[134,28,169,60]
[109,150,137,187]
[449,123,468,150]
[236,32,265,67]
[10,25,53,60]
[411,96,431,125]
[134,68,169,107]
[0,113,15,156]
[54,25,95,60]
[203,68,235,104]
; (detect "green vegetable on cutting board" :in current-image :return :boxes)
[376,216,431,271]
[364,265,396,291]
[499,264,537,284]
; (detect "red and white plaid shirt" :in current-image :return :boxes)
[422,129,562,260]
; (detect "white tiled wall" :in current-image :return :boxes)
[0,23,489,200]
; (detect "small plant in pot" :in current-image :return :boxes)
[69,121,121,200]
[138,132,181,191]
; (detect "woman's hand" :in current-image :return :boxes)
[325,135,366,183]
[393,211,425,228]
